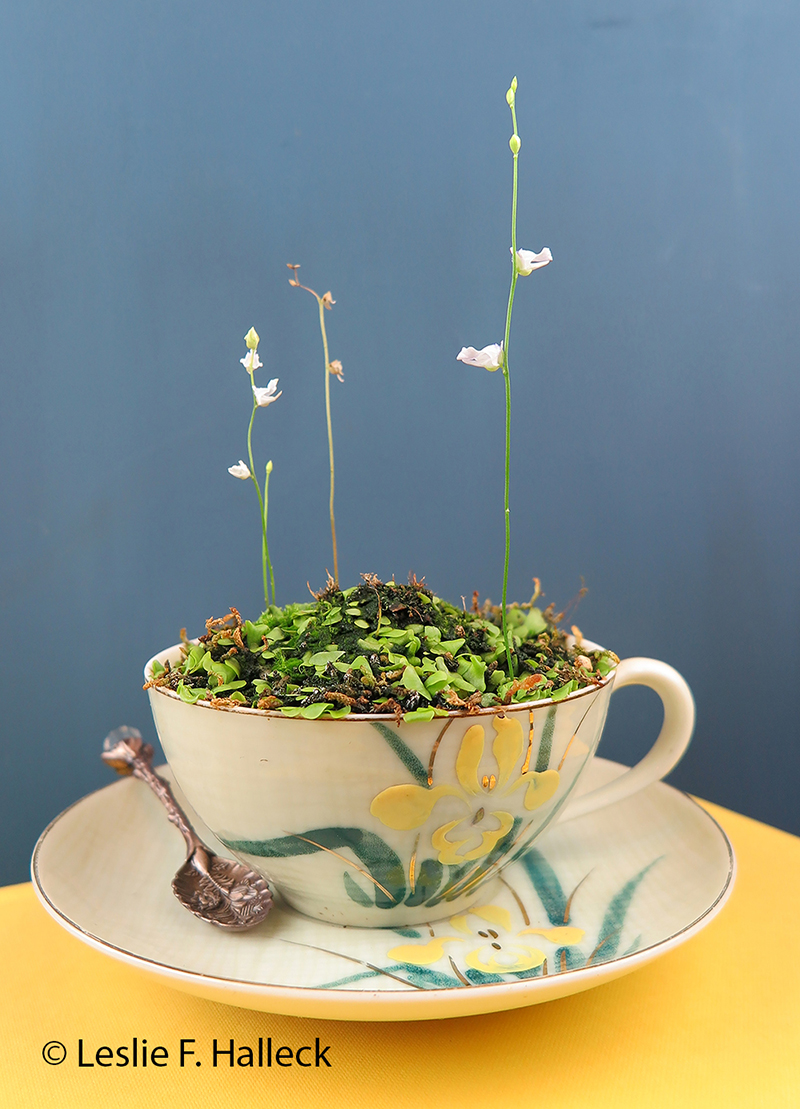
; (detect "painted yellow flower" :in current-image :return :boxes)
[388,903,585,975]
[370,716,560,865]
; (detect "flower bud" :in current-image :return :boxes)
[510,76,518,92]
[506,88,515,106]
[509,134,521,155]
[266,460,273,475]
[244,327,260,350]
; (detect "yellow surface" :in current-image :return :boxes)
[2,800,799,1108]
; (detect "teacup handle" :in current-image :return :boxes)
[559,657,695,821]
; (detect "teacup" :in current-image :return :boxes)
[146,646,694,927]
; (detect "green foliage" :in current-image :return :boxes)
[151,578,616,718]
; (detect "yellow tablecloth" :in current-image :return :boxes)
[2,800,799,1108]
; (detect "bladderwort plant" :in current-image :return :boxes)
[228,327,282,608]
[457,77,553,676]
[148,81,616,717]
[287,263,344,587]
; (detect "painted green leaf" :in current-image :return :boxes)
[592,859,661,963]
[222,826,406,909]
[404,858,444,906]
[518,847,568,926]
[535,706,557,772]
[343,871,373,907]
[370,722,429,787]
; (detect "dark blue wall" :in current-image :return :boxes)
[2,1,798,885]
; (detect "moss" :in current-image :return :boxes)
[148,576,616,721]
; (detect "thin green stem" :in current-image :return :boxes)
[246,391,270,608]
[264,463,276,606]
[500,96,521,677]
[318,296,339,586]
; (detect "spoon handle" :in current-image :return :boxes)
[102,727,201,857]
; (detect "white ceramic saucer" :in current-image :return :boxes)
[32,758,734,1022]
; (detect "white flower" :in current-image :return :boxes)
[456,343,504,372]
[240,349,263,374]
[228,461,251,479]
[252,378,282,407]
[513,247,553,275]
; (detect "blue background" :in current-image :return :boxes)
[1,0,798,885]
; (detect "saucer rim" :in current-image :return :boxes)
[31,761,736,1021]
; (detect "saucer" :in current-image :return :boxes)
[32,758,734,1022]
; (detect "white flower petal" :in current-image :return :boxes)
[240,350,263,373]
[228,460,251,479]
[456,343,504,372]
[514,247,553,276]
[252,379,282,407]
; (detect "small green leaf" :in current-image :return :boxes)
[522,607,548,636]
[424,673,453,696]
[300,702,328,719]
[242,625,268,647]
[596,654,616,677]
[354,619,370,629]
[457,655,486,692]
[349,655,374,677]
[403,707,436,722]
[550,679,577,702]
[308,650,345,667]
[400,665,431,701]
[176,681,208,704]
[210,680,247,695]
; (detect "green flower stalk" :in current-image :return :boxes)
[456,78,553,677]
[287,264,344,586]
[228,327,281,608]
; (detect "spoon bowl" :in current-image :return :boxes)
[102,726,272,931]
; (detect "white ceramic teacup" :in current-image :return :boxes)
[146,645,694,927]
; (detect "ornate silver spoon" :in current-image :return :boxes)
[102,726,272,930]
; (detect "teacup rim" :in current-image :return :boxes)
[145,639,615,721]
